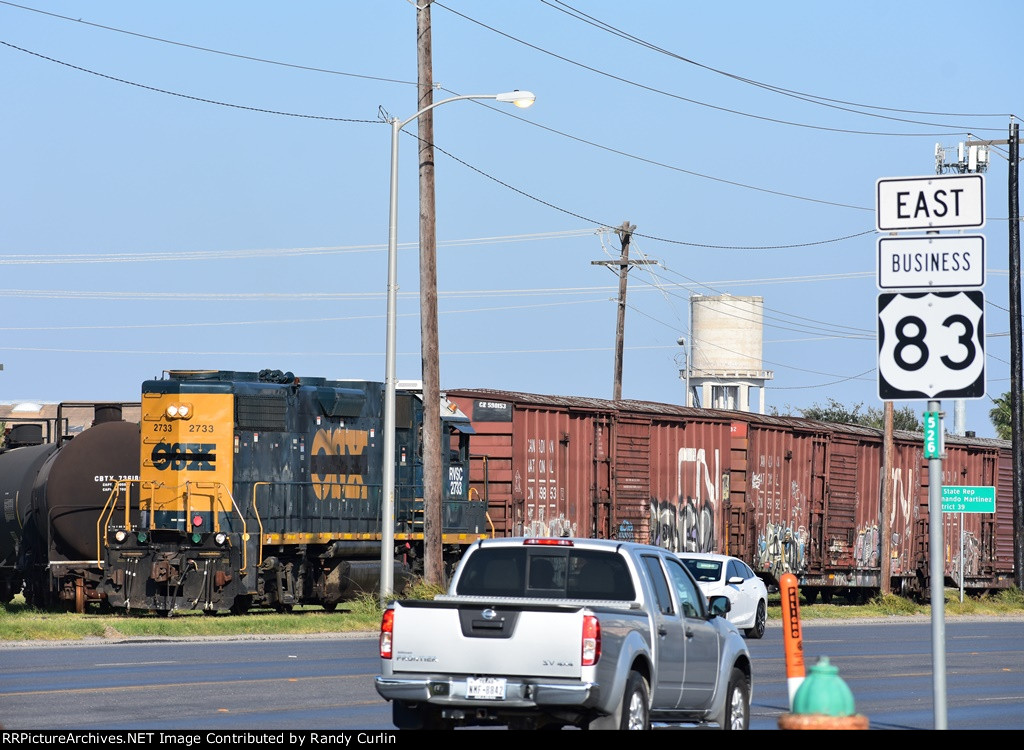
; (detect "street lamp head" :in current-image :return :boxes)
[496,90,536,109]
[676,336,686,346]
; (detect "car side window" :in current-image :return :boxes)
[665,557,705,619]
[727,560,742,581]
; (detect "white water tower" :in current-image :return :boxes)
[683,294,773,413]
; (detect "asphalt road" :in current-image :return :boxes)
[1,616,1021,731]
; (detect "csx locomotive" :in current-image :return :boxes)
[98,369,487,614]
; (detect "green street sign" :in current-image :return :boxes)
[923,411,942,459]
[941,485,996,513]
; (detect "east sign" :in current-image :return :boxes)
[876,174,985,232]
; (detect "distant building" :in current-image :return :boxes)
[0,401,141,445]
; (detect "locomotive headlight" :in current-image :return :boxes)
[214,532,227,546]
[165,402,193,419]
[114,530,127,543]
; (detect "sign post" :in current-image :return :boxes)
[875,171,986,732]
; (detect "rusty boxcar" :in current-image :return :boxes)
[445,388,1015,602]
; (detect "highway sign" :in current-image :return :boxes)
[877,235,985,290]
[941,486,996,513]
[876,174,985,232]
[877,290,985,400]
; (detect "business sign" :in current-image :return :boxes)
[941,485,996,513]
[877,291,985,400]
[876,174,985,232]
[877,235,985,290]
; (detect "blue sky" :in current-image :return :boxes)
[2,1,1018,438]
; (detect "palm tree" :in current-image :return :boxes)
[989,392,1012,440]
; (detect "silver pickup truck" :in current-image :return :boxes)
[374,537,753,730]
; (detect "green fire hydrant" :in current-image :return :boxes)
[778,656,870,730]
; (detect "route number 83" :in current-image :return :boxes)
[877,291,985,400]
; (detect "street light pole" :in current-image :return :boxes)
[677,336,690,407]
[380,90,535,605]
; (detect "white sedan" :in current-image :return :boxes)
[677,553,768,639]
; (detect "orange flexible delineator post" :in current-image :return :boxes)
[780,572,805,708]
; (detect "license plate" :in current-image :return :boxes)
[466,677,507,700]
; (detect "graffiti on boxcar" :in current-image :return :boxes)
[649,496,714,552]
[950,530,981,580]
[616,519,635,542]
[517,503,577,539]
[755,522,806,579]
[645,446,720,552]
[854,524,880,568]
[889,531,904,574]
[889,465,915,527]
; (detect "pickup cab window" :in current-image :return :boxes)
[665,557,706,619]
[641,554,675,615]
[455,547,636,600]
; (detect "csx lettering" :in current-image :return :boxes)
[311,428,369,501]
[151,441,216,471]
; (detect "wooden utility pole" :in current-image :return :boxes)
[591,222,654,400]
[943,125,1022,587]
[880,400,893,595]
[1009,122,1023,589]
[416,0,444,587]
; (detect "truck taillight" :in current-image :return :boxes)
[380,609,394,659]
[582,614,601,666]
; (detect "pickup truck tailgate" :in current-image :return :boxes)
[391,600,586,678]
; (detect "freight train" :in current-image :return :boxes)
[444,388,1016,602]
[0,403,140,612]
[96,369,487,614]
[3,378,1013,614]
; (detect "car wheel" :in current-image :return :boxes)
[745,600,767,639]
[721,667,750,730]
[621,670,651,730]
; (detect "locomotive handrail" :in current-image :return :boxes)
[96,479,157,566]
[251,482,268,571]
[96,479,248,572]
[178,480,248,573]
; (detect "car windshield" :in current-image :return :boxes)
[681,558,722,583]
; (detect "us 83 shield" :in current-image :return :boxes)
[877,290,985,400]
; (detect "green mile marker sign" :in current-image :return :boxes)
[941,486,996,514]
